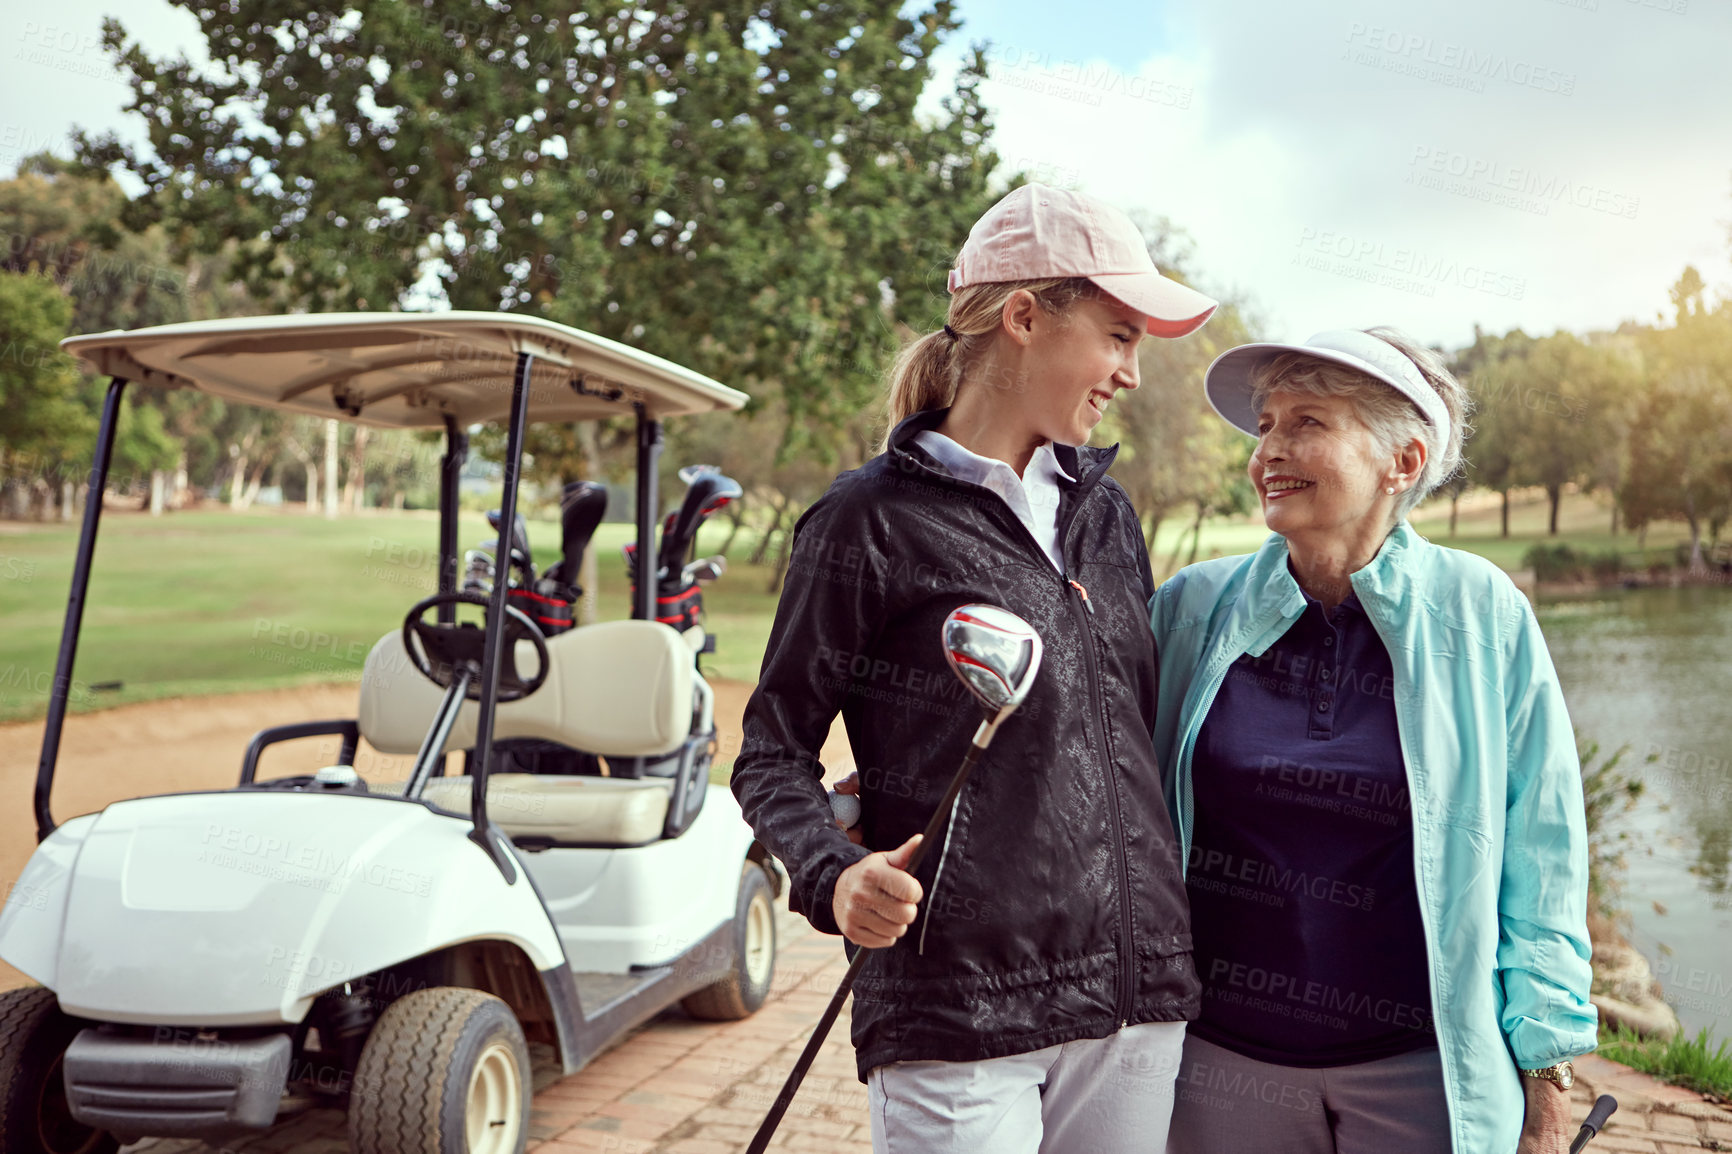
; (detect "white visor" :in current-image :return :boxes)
[1203,329,1450,452]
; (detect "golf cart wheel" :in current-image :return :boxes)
[682,863,777,1020]
[0,987,117,1154]
[347,987,529,1154]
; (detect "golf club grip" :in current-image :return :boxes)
[746,739,988,1152]
[1569,1095,1618,1153]
[745,948,870,1154]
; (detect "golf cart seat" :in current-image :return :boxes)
[359,618,693,758]
[370,773,674,846]
[358,619,695,845]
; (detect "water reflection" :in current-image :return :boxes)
[1537,585,1732,1037]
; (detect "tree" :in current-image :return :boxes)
[78,2,1004,476]
[1620,269,1732,572]
[1496,332,1635,535]
[0,158,276,514]
[0,273,92,512]
[1106,220,1262,568]
[1459,327,1536,538]
[0,271,178,518]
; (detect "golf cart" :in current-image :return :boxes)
[0,314,777,1154]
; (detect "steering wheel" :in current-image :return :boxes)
[402,591,550,702]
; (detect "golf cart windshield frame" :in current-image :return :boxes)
[33,352,670,878]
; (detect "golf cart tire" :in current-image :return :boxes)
[348,987,530,1154]
[681,863,776,1021]
[0,987,117,1154]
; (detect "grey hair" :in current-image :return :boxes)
[1249,327,1472,524]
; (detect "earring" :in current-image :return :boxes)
[1385,486,1396,495]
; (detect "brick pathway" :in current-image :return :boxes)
[1567,1056,1732,1152]
[122,900,1732,1154]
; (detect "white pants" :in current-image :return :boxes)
[867,1021,1187,1154]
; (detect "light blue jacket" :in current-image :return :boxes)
[1150,522,1597,1154]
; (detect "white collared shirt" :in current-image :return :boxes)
[912,429,1075,573]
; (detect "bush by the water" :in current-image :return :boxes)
[1524,543,1624,582]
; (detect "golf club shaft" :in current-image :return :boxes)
[745,738,990,1154]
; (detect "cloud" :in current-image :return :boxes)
[931,0,1732,348]
[9,0,1728,352]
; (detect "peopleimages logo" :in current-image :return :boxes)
[1343,23,1577,95]
[1407,147,1640,220]
[1294,228,1527,301]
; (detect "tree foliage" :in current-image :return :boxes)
[1104,219,1261,567]
[1619,269,1732,568]
[78,1,1003,468]
[0,272,91,470]
[1464,329,1636,536]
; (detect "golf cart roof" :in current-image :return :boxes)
[59,312,749,429]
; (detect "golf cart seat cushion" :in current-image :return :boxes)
[358,619,693,758]
[388,773,672,844]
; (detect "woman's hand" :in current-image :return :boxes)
[833,769,864,845]
[832,834,923,947]
[1516,1075,1575,1153]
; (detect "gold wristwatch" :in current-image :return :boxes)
[1518,1060,1575,1090]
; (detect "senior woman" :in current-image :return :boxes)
[1152,329,1596,1154]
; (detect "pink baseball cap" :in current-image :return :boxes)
[947,183,1218,338]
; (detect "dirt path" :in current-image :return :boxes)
[0,677,852,992]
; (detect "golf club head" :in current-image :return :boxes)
[550,481,608,586]
[660,470,742,575]
[942,604,1043,723]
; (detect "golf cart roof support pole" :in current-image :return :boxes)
[34,377,128,842]
[437,414,467,625]
[633,404,661,622]
[466,352,533,883]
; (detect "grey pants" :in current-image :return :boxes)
[1167,1033,1452,1154]
[868,1021,1187,1154]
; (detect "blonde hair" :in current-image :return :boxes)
[1250,327,1472,523]
[879,278,1095,451]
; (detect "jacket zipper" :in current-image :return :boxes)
[893,448,1073,951]
[1037,460,1135,1029]
[895,442,1136,1025]
[1066,576,1135,1027]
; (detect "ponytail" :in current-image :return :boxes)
[881,329,961,448]
[879,277,1094,451]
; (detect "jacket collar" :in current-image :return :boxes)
[1235,521,1428,657]
[887,407,1118,492]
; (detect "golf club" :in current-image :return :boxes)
[745,603,1043,1154]
[544,480,608,590]
[1570,1094,1618,1152]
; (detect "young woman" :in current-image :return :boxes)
[731,184,1218,1153]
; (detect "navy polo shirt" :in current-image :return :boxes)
[1185,578,1437,1067]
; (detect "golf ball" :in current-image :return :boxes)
[829,790,862,829]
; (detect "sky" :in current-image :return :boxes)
[2,0,1728,351]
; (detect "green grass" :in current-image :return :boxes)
[1598,1024,1732,1100]
[0,506,777,722]
[0,486,1712,723]
[1148,486,1699,577]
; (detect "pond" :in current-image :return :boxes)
[1537,584,1732,1041]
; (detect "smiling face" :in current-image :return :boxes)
[1249,389,1399,543]
[1017,290,1147,446]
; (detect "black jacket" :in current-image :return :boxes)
[731,408,1199,1079]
